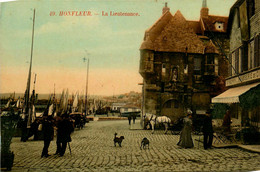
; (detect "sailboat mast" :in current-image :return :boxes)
[25,8,36,114]
[85,58,89,116]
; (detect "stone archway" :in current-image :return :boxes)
[161,98,185,122]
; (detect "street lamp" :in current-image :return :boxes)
[83,56,89,116]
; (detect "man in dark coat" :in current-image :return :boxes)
[41,115,54,158]
[132,114,136,124]
[55,113,74,156]
[128,115,132,125]
[203,110,213,150]
[20,115,28,142]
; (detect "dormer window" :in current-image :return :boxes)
[215,22,224,31]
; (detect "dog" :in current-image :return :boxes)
[114,133,124,147]
[140,137,150,150]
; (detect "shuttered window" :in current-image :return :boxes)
[229,54,232,76]
[231,52,236,76]
[235,49,239,74]
[249,41,254,69]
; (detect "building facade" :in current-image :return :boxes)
[139,1,230,121]
[212,0,260,131]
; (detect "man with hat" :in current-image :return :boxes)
[41,115,54,157]
[55,112,74,156]
[202,110,214,149]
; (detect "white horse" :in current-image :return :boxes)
[143,113,171,134]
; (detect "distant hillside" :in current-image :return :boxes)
[0,91,141,100]
[0,93,55,100]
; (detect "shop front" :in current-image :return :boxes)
[212,82,260,144]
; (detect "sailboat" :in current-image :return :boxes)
[19,9,38,142]
[72,92,79,113]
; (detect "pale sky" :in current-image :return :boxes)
[0,0,236,96]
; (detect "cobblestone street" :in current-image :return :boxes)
[10,120,260,172]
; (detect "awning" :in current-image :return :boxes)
[212,82,260,103]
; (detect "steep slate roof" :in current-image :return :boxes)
[140,9,223,54]
[201,15,229,33]
[204,40,220,54]
[153,11,205,53]
[144,11,173,42]
[140,11,205,54]
[187,20,202,34]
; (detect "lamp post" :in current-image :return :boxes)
[83,57,89,116]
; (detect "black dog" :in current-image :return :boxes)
[114,133,124,147]
[140,137,149,150]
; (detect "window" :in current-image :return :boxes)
[249,40,254,69]
[194,57,202,75]
[206,54,214,64]
[162,64,166,77]
[248,35,260,69]
[184,65,188,74]
[205,54,215,74]
[254,35,260,68]
[230,49,240,76]
[235,49,239,74]
[248,0,255,18]
[239,48,242,73]
[215,22,224,31]
[144,52,154,72]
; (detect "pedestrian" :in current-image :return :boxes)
[177,109,194,148]
[41,115,54,158]
[133,114,136,124]
[55,113,74,157]
[20,114,28,142]
[222,109,232,133]
[202,110,213,150]
[128,114,132,125]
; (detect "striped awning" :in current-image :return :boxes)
[212,82,260,103]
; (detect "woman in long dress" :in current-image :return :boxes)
[177,110,194,148]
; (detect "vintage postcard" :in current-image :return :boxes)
[1,0,260,171]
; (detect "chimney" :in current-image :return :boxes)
[162,2,170,14]
[200,0,209,18]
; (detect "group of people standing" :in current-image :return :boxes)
[41,113,74,158]
[128,114,137,125]
[177,109,213,150]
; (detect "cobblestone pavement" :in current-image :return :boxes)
[10,120,260,172]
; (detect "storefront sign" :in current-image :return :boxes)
[226,68,260,86]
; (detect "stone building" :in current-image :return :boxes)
[212,0,260,131]
[139,1,230,121]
